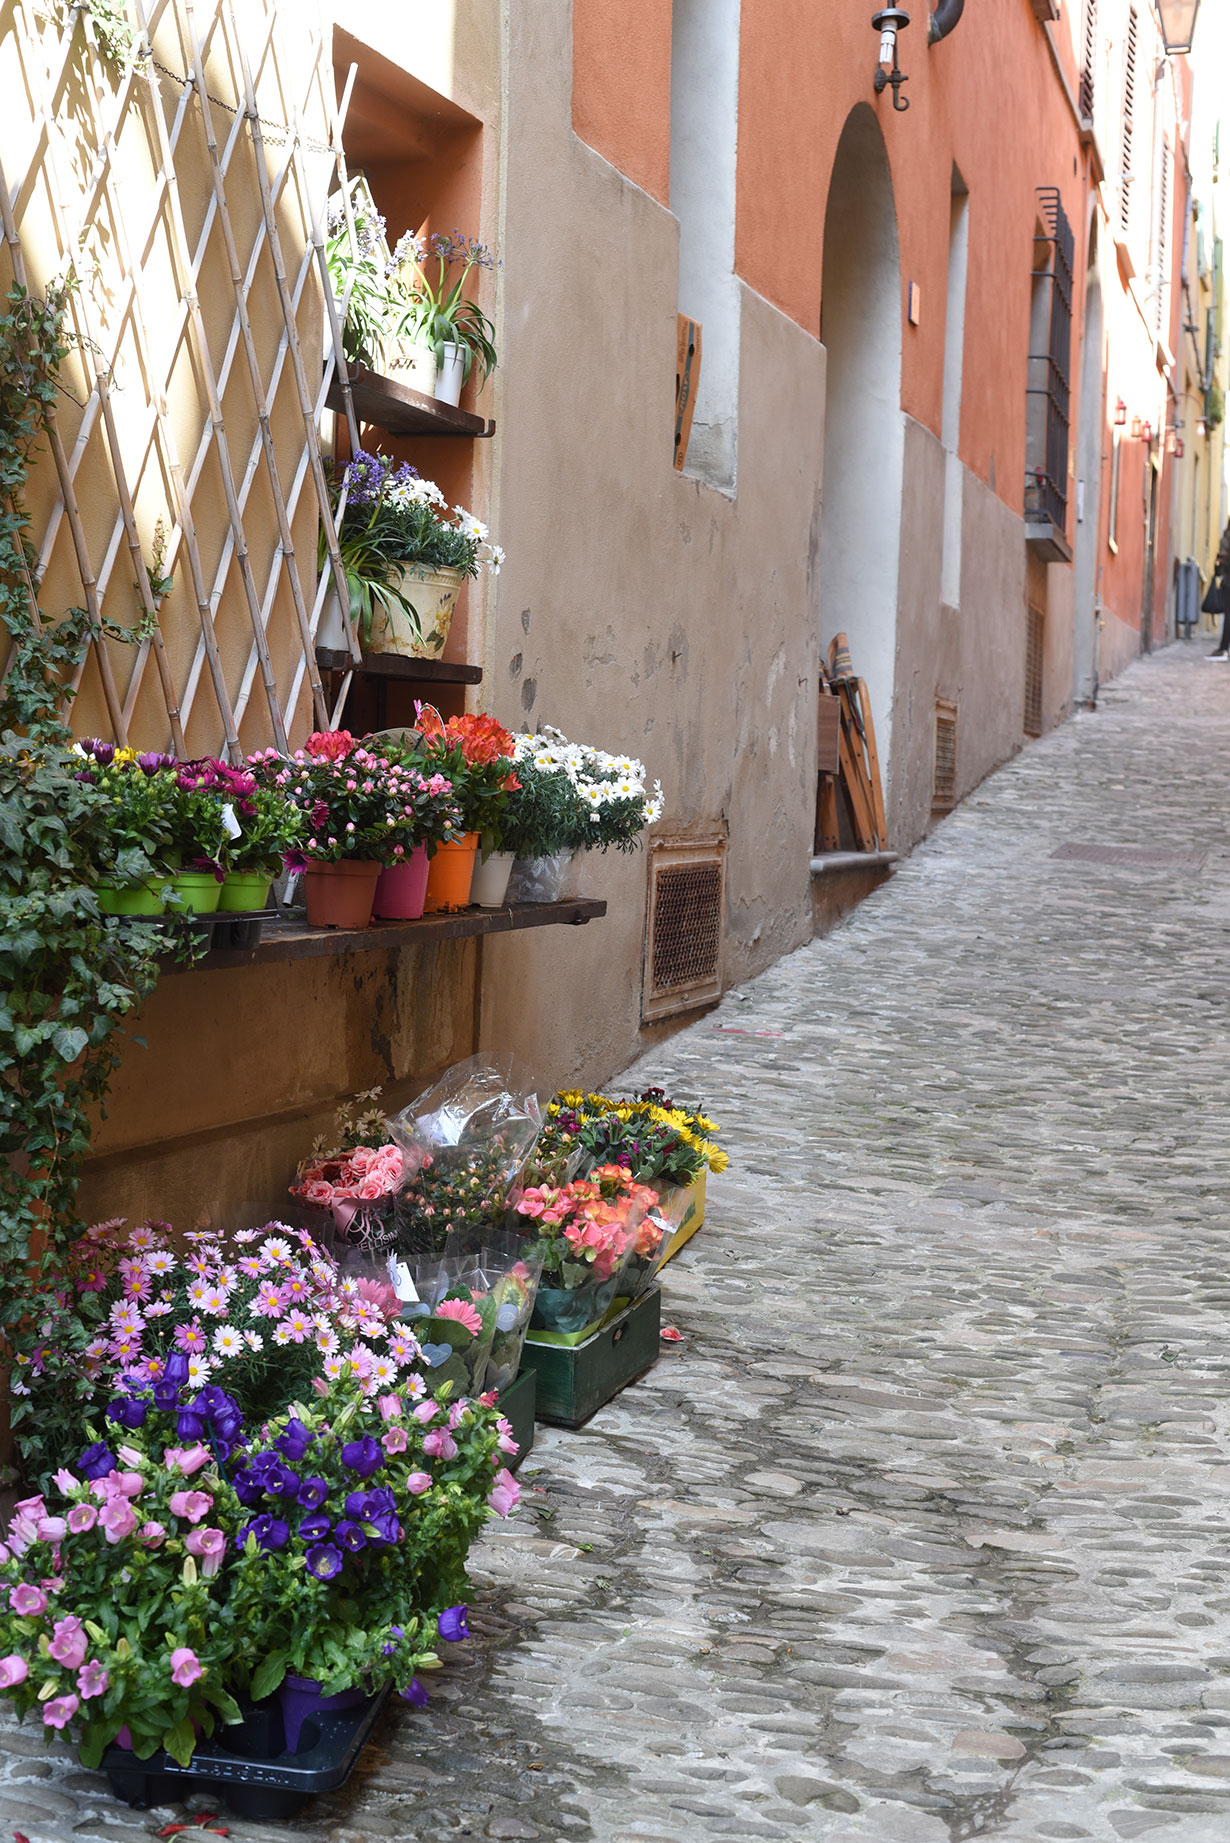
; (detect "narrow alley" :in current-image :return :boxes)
[413,641,1230,1842]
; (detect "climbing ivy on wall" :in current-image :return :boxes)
[0,281,191,1412]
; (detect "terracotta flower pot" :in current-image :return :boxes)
[422,834,479,912]
[303,859,381,930]
[372,844,430,919]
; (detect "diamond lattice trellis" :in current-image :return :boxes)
[0,0,366,759]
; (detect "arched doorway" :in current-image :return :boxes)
[819,104,904,783]
[1073,218,1104,705]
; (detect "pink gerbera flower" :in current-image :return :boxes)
[434,1297,483,1335]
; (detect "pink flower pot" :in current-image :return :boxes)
[372,845,430,919]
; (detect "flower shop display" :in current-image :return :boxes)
[249,729,461,930]
[326,451,504,660]
[363,729,475,919]
[387,1057,543,1259]
[503,727,664,902]
[325,180,403,374]
[413,709,521,910]
[517,1284,664,1430]
[216,768,305,912]
[511,1164,654,1341]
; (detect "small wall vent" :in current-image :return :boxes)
[932,699,958,813]
[642,835,726,1023]
[1024,603,1045,737]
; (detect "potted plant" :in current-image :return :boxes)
[248,731,428,930]
[361,734,465,919]
[323,181,437,389]
[74,741,178,914]
[387,230,498,408]
[504,728,664,902]
[219,769,304,912]
[323,451,504,661]
[413,711,521,910]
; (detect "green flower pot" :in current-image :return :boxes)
[167,869,223,914]
[218,870,272,912]
[96,883,166,917]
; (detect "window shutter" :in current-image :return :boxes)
[1120,7,1137,239]
[1079,0,1097,121]
[1155,145,1170,334]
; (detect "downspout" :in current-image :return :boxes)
[929,0,965,45]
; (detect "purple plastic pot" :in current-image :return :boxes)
[277,1674,367,1754]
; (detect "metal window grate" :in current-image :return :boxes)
[1024,604,1045,737]
[1079,0,1097,119]
[642,837,726,1023]
[932,700,958,813]
[1025,187,1074,533]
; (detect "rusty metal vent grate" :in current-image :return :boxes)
[1024,605,1045,738]
[1050,843,1208,872]
[642,837,726,1023]
[932,700,958,813]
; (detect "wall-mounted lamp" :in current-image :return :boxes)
[872,9,911,111]
[1174,437,1185,458]
[1197,417,1208,438]
[1155,0,1201,56]
[1141,421,1153,444]
[1130,414,1143,438]
[1114,397,1127,426]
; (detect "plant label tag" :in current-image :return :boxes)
[220,802,242,840]
[388,1256,419,1302]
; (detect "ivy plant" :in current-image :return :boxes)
[0,280,198,1440]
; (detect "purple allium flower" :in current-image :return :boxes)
[305,1542,343,1582]
[437,1605,469,1644]
[400,1677,429,1707]
[341,1435,383,1479]
[239,1513,289,1553]
[78,1442,117,1481]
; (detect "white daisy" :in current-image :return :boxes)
[186,1356,214,1387]
[212,1326,245,1357]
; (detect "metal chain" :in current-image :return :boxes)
[147,55,334,154]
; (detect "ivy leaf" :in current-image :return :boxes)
[51,1025,88,1065]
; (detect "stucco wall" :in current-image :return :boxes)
[474,0,823,1092]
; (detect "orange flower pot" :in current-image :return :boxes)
[302,859,381,930]
[422,834,479,913]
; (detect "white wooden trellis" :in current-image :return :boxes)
[0,0,365,759]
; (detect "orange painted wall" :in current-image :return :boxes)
[735,0,1090,521]
[571,0,672,204]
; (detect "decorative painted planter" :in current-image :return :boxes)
[303,859,381,930]
[168,870,223,915]
[505,851,575,904]
[96,882,166,916]
[660,1170,708,1264]
[218,870,273,912]
[367,564,464,659]
[372,844,430,919]
[521,1286,662,1428]
[434,341,465,406]
[422,833,478,912]
[99,1684,391,1820]
[470,849,515,907]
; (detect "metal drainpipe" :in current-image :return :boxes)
[929,0,965,45]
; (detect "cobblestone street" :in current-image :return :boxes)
[9,638,1230,1842]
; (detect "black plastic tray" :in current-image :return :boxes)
[100,1683,391,1820]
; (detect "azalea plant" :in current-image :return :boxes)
[413,708,521,843]
[248,729,461,867]
[328,451,504,652]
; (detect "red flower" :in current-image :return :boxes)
[304,730,357,761]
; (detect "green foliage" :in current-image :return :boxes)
[55,0,144,73]
[0,281,197,1378]
[489,758,578,859]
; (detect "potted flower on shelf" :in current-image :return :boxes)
[74,740,177,915]
[504,727,664,902]
[323,451,504,662]
[218,772,304,913]
[412,710,521,910]
[324,179,436,389]
[361,733,465,919]
[248,730,431,930]
[387,229,498,408]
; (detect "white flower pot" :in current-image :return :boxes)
[367,563,464,658]
[470,850,515,907]
[434,343,466,407]
[318,586,352,651]
[386,340,438,394]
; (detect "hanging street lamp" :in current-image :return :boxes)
[1153,0,1201,55]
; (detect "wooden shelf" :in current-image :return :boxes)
[327,364,494,438]
[316,650,483,684]
[185,898,606,971]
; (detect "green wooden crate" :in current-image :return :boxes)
[520,1286,661,1428]
[495,1366,535,1471]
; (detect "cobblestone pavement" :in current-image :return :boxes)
[8,640,1230,1842]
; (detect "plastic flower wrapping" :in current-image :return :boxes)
[511,1163,658,1336]
[387,1056,543,1259]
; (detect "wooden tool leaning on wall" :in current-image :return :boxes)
[815,633,888,853]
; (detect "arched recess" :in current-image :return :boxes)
[1073,213,1104,705]
[819,104,904,782]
